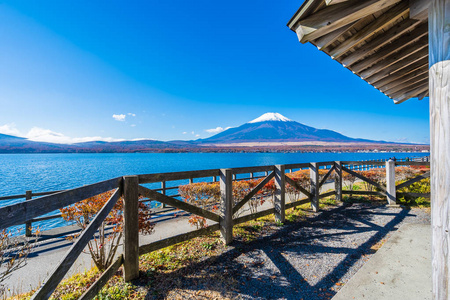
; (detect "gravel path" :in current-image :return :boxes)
[146,203,430,300]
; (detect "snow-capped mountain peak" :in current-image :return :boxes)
[248,113,292,123]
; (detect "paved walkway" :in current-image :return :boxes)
[332,223,431,300]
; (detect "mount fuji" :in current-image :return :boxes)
[200,112,383,144]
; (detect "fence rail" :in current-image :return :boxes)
[0,156,430,300]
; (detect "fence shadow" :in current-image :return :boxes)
[139,203,416,300]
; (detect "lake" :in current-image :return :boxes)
[0,152,428,231]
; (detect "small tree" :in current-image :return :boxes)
[0,228,38,297]
[60,190,154,271]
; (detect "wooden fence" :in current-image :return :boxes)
[0,157,430,299]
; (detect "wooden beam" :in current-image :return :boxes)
[220,169,233,244]
[310,163,320,212]
[393,82,429,103]
[362,46,429,80]
[352,33,428,74]
[369,56,429,85]
[374,64,429,90]
[123,176,139,282]
[315,22,356,50]
[388,77,429,99]
[395,171,430,190]
[429,1,450,298]
[380,67,429,92]
[417,90,429,100]
[341,19,422,67]
[410,0,430,20]
[294,0,403,43]
[329,1,409,59]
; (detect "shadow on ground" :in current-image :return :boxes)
[137,203,421,300]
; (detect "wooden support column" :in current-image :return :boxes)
[220,169,233,245]
[386,159,397,206]
[429,0,450,298]
[335,161,343,202]
[274,165,286,223]
[25,190,32,237]
[123,176,139,281]
[310,163,320,212]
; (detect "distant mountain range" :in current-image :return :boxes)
[198,113,382,144]
[0,113,419,153]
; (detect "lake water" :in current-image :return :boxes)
[0,152,428,232]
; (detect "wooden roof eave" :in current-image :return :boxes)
[287,0,430,104]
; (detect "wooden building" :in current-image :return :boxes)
[287,0,448,299]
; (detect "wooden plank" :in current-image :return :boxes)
[395,171,430,190]
[429,1,450,298]
[393,82,429,103]
[319,191,335,199]
[341,160,384,166]
[123,176,139,282]
[341,165,387,194]
[232,172,275,214]
[342,19,422,67]
[0,177,121,231]
[233,208,275,225]
[316,161,336,167]
[329,1,409,59]
[365,48,429,82]
[0,194,26,201]
[285,175,312,198]
[284,162,310,169]
[315,22,356,50]
[220,169,233,244]
[371,56,429,86]
[389,78,429,99]
[383,72,429,94]
[351,29,428,73]
[138,169,220,184]
[31,188,121,300]
[397,192,430,198]
[32,190,63,197]
[25,190,32,237]
[232,165,274,174]
[274,165,286,223]
[362,45,428,80]
[78,255,123,300]
[139,224,220,255]
[138,185,220,222]
[30,214,62,222]
[319,165,335,188]
[310,163,320,212]
[342,190,385,196]
[285,198,311,209]
[375,64,429,91]
[294,0,403,43]
[410,0,430,20]
[378,66,428,92]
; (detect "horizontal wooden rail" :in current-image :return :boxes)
[138,169,220,184]
[0,177,122,230]
[395,161,430,166]
[397,192,430,198]
[139,224,220,255]
[30,214,62,223]
[0,190,62,201]
[342,190,385,196]
[319,191,335,199]
[341,160,386,166]
[232,165,275,174]
[284,162,310,169]
[285,198,310,209]
[234,208,275,225]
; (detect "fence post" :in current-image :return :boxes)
[161,181,166,208]
[385,160,397,206]
[25,190,32,237]
[310,163,319,212]
[274,165,285,223]
[123,176,139,281]
[334,162,342,202]
[220,169,233,245]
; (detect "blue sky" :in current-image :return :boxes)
[0,1,429,144]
